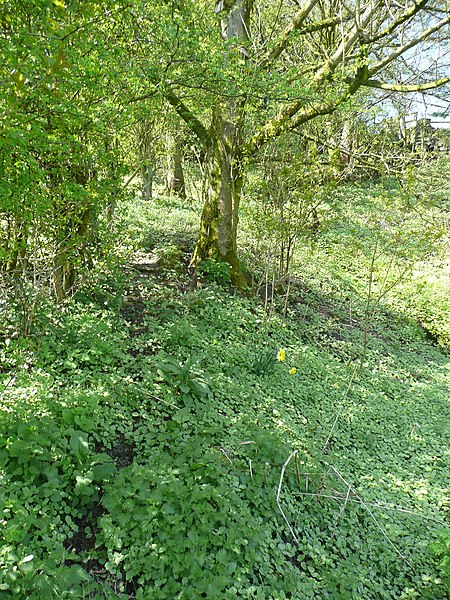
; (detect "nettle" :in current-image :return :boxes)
[97,448,298,599]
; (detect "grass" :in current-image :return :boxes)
[0,169,449,598]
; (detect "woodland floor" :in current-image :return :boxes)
[1,190,450,599]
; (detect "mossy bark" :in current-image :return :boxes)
[190,1,252,290]
[192,115,247,289]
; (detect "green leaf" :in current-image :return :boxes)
[191,380,210,396]
[173,407,191,423]
[59,565,91,585]
[75,472,94,494]
[70,431,90,463]
[92,463,117,481]
[74,415,94,431]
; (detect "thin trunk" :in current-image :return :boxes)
[166,133,186,199]
[340,121,352,168]
[7,218,27,274]
[52,205,92,301]
[53,259,76,302]
[142,161,154,201]
[192,122,247,288]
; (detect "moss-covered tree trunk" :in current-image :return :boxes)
[192,124,246,287]
[141,160,154,201]
[191,0,250,288]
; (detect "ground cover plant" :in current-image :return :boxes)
[0,170,449,598]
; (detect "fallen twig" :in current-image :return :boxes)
[330,466,414,570]
[276,450,299,544]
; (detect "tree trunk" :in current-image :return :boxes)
[52,204,92,301]
[53,259,76,302]
[141,160,154,201]
[166,133,186,199]
[192,111,247,288]
[191,0,251,289]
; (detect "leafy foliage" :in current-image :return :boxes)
[154,354,212,402]
[431,531,450,596]
[251,348,278,376]
[199,258,232,286]
[0,0,130,300]
[0,163,449,598]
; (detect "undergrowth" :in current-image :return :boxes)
[0,180,449,598]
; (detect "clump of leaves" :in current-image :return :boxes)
[97,448,298,599]
[69,430,117,503]
[251,348,277,376]
[199,258,231,285]
[430,530,450,595]
[155,243,185,271]
[154,354,212,401]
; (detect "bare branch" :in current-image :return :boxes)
[276,450,299,544]
[259,0,321,66]
[368,12,450,78]
[363,76,450,92]
[313,1,381,85]
[362,0,430,45]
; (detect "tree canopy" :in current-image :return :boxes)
[119,0,450,283]
[1,0,449,290]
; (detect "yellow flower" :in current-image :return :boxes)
[289,367,297,375]
[277,348,286,362]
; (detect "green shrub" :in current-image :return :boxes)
[199,258,231,285]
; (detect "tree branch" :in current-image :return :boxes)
[362,0,429,45]
[313,1,381,85]
[362,76,450,92]
[244,86,358,156]
[367,13,450,78]
[125,83,210,147]
[163,87,209,147]
[60,4,133,42]
[126,90,158,104]
[259,0,321,66]
[242,0,449,160]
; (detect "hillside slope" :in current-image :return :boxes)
[0,181,449,599]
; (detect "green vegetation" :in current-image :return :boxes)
[1,165,449,598]
[1,4,450,596]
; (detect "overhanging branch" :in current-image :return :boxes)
[362,0,429,45]
[163,87,209,147]
[363,76,450,92]
[259,0,321,67]
[368,12,450,78]
[244,86,358,156]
